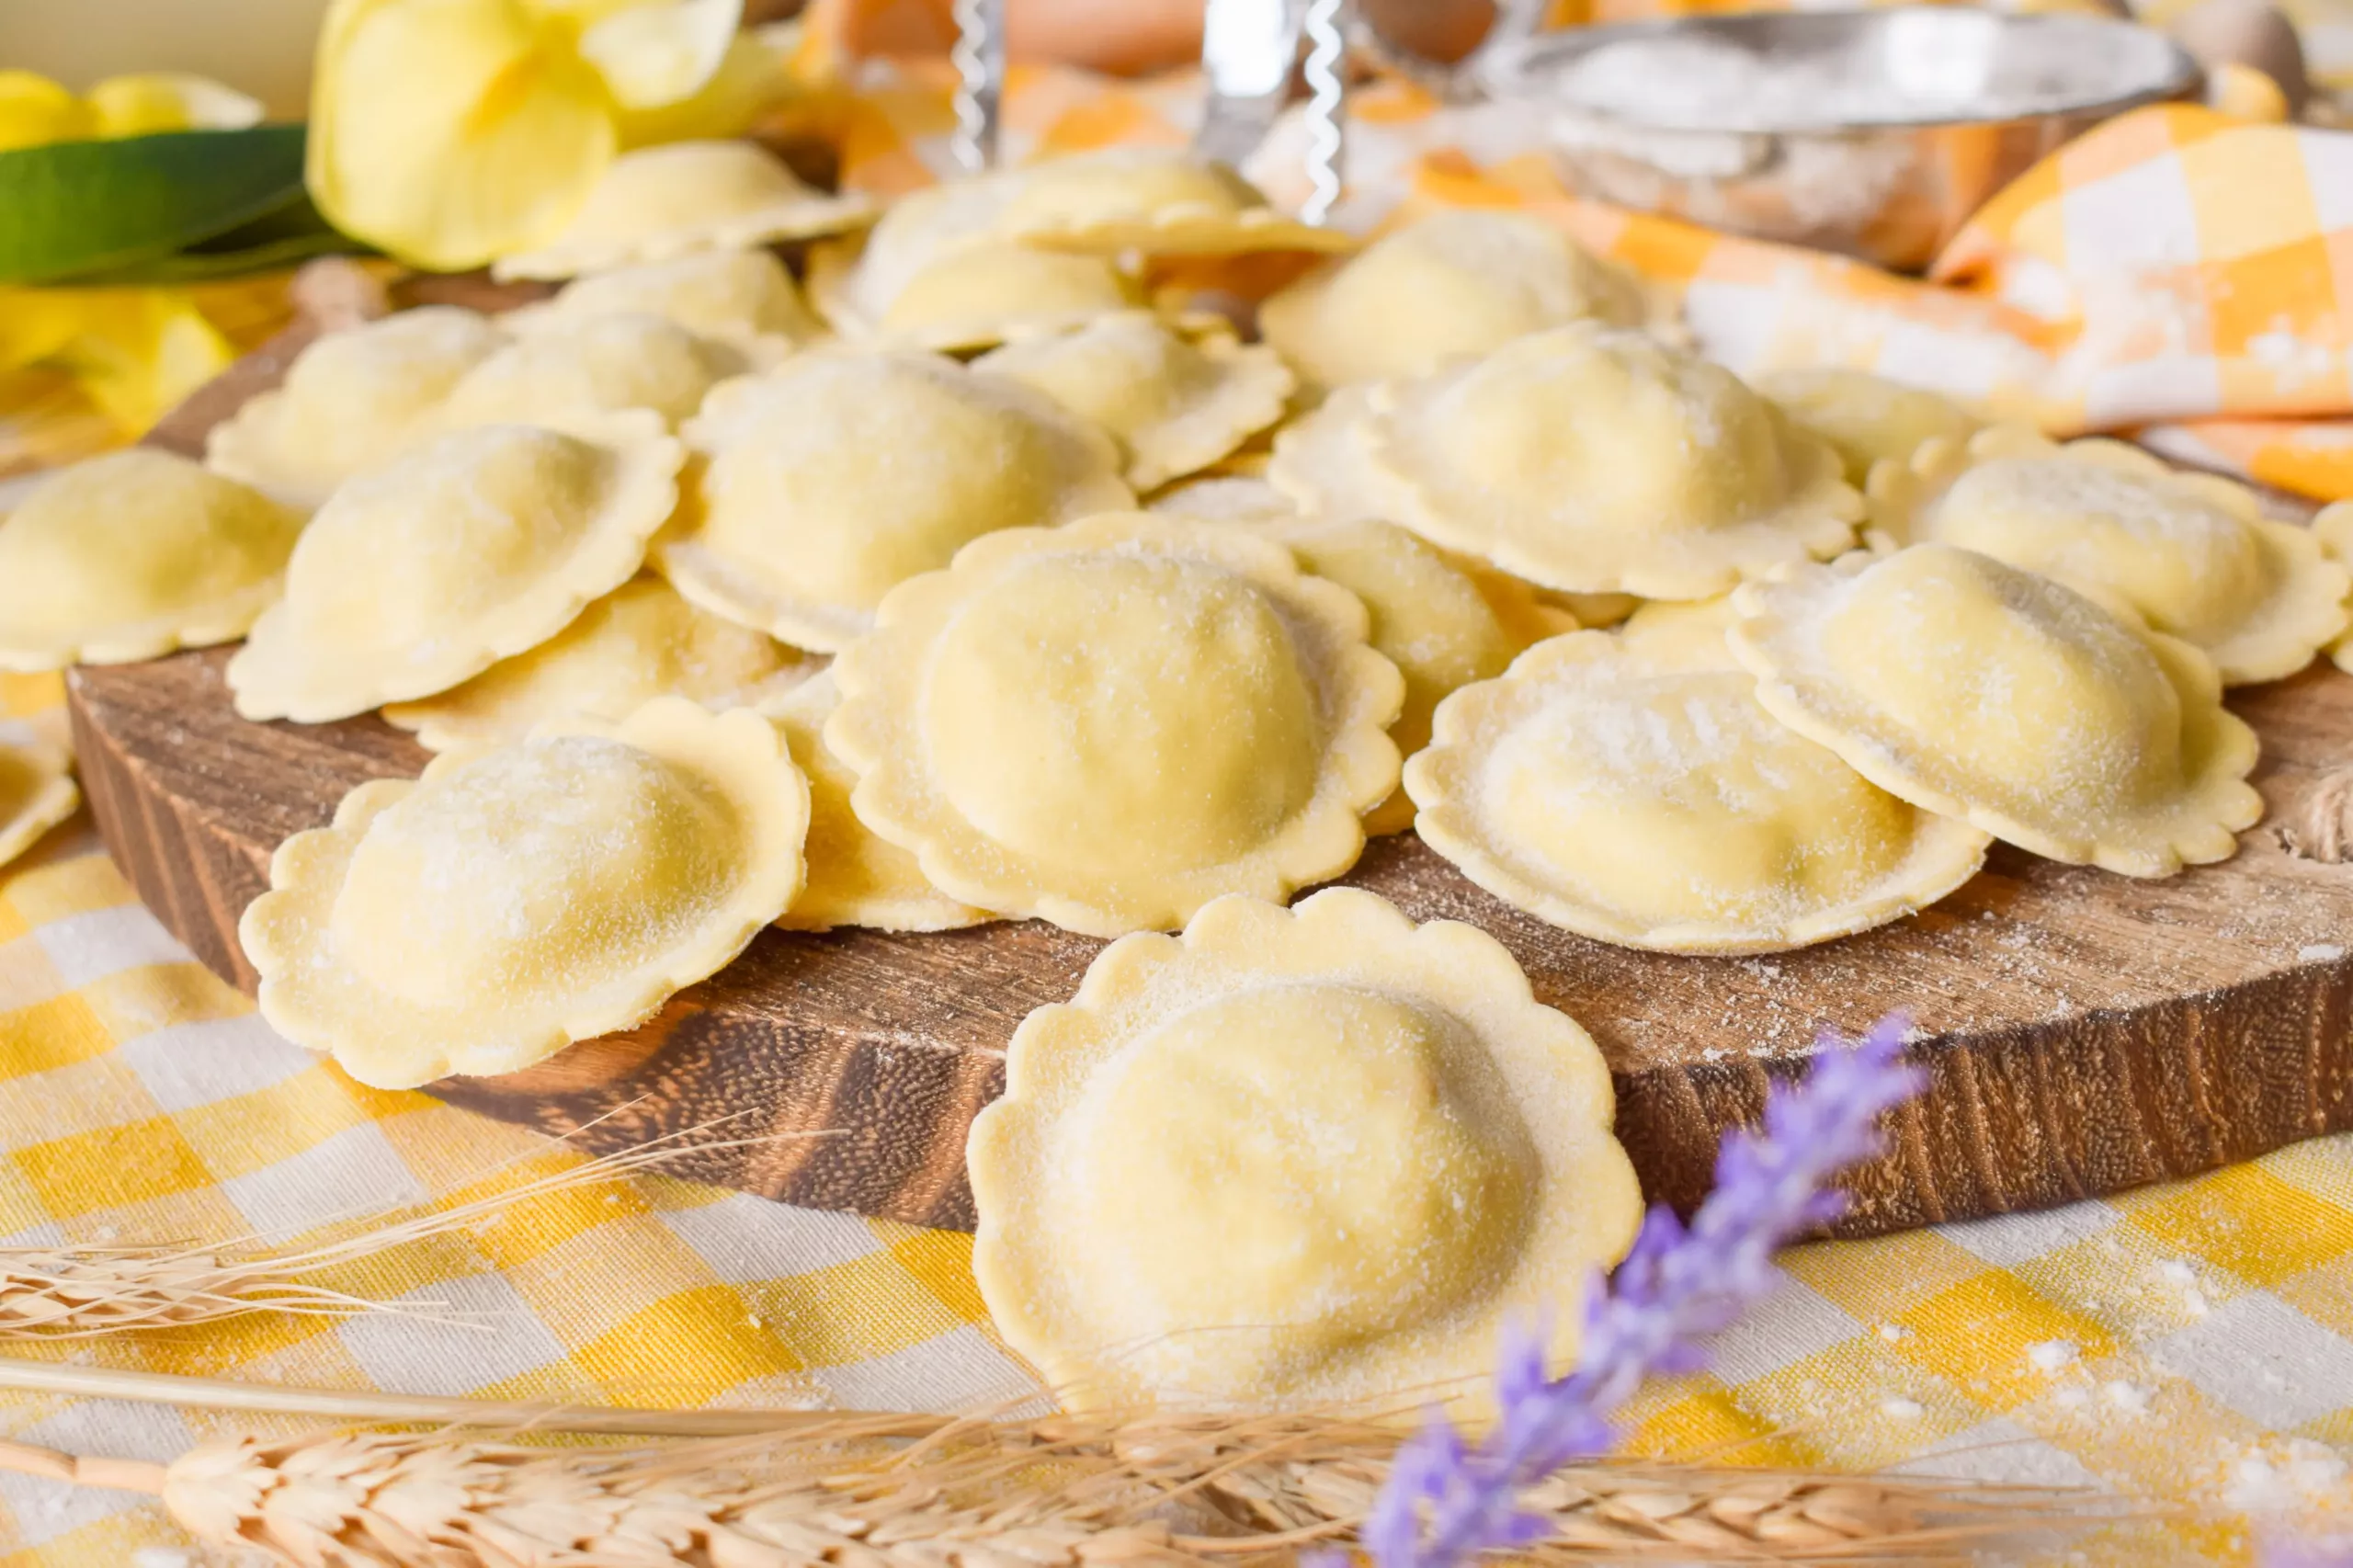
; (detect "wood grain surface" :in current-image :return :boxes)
[63,300,2353,1235]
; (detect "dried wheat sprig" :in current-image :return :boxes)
[0,1407,2104,1567]
[0,1121,835,1340]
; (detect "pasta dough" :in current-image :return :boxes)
[1259,210,1649,391]
[205,306,506,507]
[503,248,824,356]
[982,147,1355,256]
[0,739,77,871]
[975,312,1294,490]
[825,514,1404,937]
[1347,324,1861,598]
[1871,428,2348,686]
[240,699,809,1088]
[1264,383,1424,527]
[967,886,1639,1410]
[436,312,747,430]
[2316,501,2353,673]
[1756,368,1980,486]
[0,449,304,670]
[382,575,814,752]
[229,416,683,722]
[1406,632,1990,952]
[659,352,1131,651]
[493,140,876,281]
[767,674,992,933]
[1731,544,2264,878]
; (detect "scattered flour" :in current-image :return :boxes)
[2026,1338,2079,1374]
[2222,1440,2351,1515]
[2299,943,2345,963]
[132,1552,193,1568]
[2156,1258,2211,1317]
[2102,1380,2152,1415]
[1880,1396,1925,1419]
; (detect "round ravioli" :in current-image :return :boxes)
[1614,596,1741,669]
[826,515,1404,937]
[1731,544,2264,878]
[975,312,1294,490]
[240,699,808,1089]
[504,249,824,357]
[228,416,683,722]
[437,312,748,431]
[968,886,1640,1411]
[382,576,815,753]
[982,147,1354,257]
[1756,369,1982,487]
[1407,632,1990,953]
[1265,383,1425,527]
[812,227,1148,353]
[2315,501,2353,673]
[205,306,507,507]
[1259,210,1650,392]
[801,174,1025,337]
[766,674,991,934]
[659,352,1131,652]
[1263,517,1572,835]
[1358,324,1862,598]
[492,140,877,281]
[0,738,77,872]
[1871,428,2348,687]
[0,449,304,670]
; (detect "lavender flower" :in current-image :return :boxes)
[1362,1013,1927,1568]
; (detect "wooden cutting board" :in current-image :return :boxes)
[63,301,2353,1237]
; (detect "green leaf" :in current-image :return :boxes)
[0,124,311,286]
[68,193,376,285]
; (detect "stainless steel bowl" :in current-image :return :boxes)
[1475,8,2200,271]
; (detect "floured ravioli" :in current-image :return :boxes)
[504,248,824,356]
[1144,472,1298,526]
[981,147,1355,257]
[826,514,1403,937]
[968,887,1639,1411]
[659,352,1131,652]
[241,699,808,1088]
[1871,427,2348,686]
[1259,210,1649,391]
[976,312,1293,490]
[2315,501,2353,673]
[1253,514,1573,835]
[0,449,304,670]
[229,416,682,722]
[0,738,77,871]
[1614,597,1741,669]
[1756,369,1981,487]
[206,306,506,507]
[813,230,1146,352]
[802,174,1024,335]
[382,575,814,753]
[1264,383,1423,526]
[493,140,876,281]
[437,312,748,430]
[1357,324,1861,598]
[1732,544,2263,878]
[767,674,991,933]
[1407,632,1989,953]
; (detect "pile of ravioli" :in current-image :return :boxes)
[6,134,2353,1414]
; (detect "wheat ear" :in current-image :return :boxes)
[0,1121,829,1339]
[0,1411,2097,1566]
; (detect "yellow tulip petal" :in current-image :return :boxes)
[38,289,233,433]
[0,70,91,153]
[578,0,743,110]
[613,28,795,147]
[85,73,267,138]
[0,287,87,370]
[309,0,618,271]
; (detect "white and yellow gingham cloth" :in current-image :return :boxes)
[7,25,2353,1563]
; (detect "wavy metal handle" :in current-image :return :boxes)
[950,0,1006,172]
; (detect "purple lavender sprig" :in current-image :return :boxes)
[1361,1013,1927,1568]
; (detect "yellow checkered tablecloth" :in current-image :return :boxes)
[7,37,2353,1565]
[4,684,2352,1566]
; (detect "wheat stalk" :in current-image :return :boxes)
[0,1121,831,1340]
[0,1405,2099,1566]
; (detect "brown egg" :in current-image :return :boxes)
[2170,0,2311,116]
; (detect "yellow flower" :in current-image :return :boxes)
[0,70,267,440]
[307,0,798,271]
